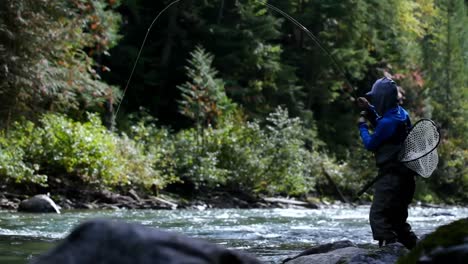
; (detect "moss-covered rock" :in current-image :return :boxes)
[397,218,468,264]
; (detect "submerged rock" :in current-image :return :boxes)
[282,240,357,263]
[31,219,261,264]
[283,240,408,264]
[18,194,61,213]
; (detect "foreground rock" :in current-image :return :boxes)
[283,240,408,264]
[398,217,468,264]
[18,194,61,213]
[31,219,261,264]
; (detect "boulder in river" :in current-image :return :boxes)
[283,240,408,264]
[31,218,261,264]
[18,194,61,213]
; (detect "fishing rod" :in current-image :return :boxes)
[113,0,358,120]
[114,0,183,119]
[112,0,359,204]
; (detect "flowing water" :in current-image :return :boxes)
[0,205,466,263]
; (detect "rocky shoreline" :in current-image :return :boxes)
[0,188,325,212]
[1,186,450,213]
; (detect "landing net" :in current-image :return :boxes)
[398,119,440,178]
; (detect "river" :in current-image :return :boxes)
[0,205,466,263]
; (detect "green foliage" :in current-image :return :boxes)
[419,0,468,203]
[124,111,179,189]
[0,0,122,126]
[0,109,344,197]
[0,126,46,185]
[0,113,179,191]
[260,107,316,195]
[177,46,235,127]
[173,106,325,196]
[1,0,467,202]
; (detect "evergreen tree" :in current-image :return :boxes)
[421,0,467,202]
[0,0,122,128]
[177,46,235,128]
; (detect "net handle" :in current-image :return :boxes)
[400,118,441,163]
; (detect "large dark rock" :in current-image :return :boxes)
[418,243,468,264]
[282,240,356,263]
[31,219,261,264]
[398,218,468,264]
[283,240,408,264]
[18,194,61,213]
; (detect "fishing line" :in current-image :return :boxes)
[114,0,182,119]
[113,0,356,121]
[259,1,355,97]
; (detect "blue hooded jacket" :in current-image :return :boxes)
[359,77,411,152]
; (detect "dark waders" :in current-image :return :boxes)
[369,161,418,249]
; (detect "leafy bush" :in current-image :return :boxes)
[173,107,322,196]
[0,113,179,191]
[0,127,46,185]
[0,110,361,198]
[124,112,179,190]
[259,107,316,195]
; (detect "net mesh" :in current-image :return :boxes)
[402,148,438,178]
[398,119,440,178]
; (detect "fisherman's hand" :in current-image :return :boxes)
[358,111,367,124]
[357,97,370,109]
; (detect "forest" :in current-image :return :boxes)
[0,0,466,204]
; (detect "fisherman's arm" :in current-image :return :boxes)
[358,119,395,151]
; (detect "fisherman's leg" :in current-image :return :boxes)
[392,172,418,249]
[369,172,398,243]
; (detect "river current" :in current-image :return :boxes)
[0,205,466,263]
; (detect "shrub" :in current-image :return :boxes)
[173,107,320,196]
[0,113,179,191]
[0,110,350,198]
[124,112,179,190]
[0,126,46,185]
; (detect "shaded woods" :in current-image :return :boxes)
[0,0,466,204]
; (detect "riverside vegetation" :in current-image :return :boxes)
[0,0,467,206]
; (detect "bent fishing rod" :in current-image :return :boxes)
[113,0,358,120]
[113,0,365,203]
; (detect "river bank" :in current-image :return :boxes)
[0,184,328,212]
[2,181,457,213]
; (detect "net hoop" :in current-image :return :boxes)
[399,118,441,163]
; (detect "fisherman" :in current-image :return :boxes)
[357,77,418,249]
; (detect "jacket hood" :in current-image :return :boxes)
[366,77,398,115]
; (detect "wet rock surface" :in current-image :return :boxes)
[31,219,261,264]
[418,243,468,264]
[18,194,61,213]
[283,241,408,264]
[399,218,468,264]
